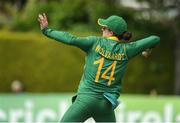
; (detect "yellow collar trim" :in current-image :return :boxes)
[107,36,119,41]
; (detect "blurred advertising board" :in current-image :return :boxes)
[0,94,180,123]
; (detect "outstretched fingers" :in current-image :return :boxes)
[38,13,48,30]
[38,14,44,20]
[43,13,47,20]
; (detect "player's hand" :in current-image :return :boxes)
[38,13,48,30]
[142,49,152,58]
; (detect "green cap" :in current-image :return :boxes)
[98,15,127,35]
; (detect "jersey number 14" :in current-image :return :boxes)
[93,57,117,86]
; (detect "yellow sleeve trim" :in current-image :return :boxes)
[123,45,128,60]
[107,36,119,41]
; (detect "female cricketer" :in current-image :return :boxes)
[38,13,160,122]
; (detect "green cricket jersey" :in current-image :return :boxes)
[42,27,160,107]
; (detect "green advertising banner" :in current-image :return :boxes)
[0,94,180,123]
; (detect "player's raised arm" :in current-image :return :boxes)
[38,13,96,53]
[125,35,160,59]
